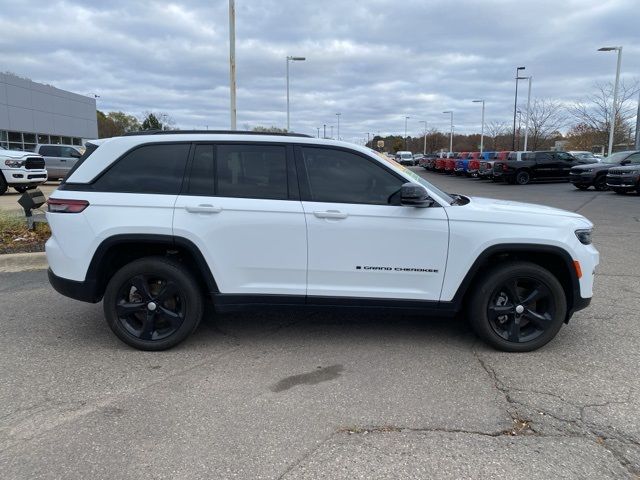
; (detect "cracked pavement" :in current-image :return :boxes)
[1,171,639,479]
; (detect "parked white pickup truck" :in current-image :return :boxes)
[0,146,48,195]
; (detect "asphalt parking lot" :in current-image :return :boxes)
[1,170,639,479]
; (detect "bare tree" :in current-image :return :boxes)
[525,99,568,150]
[485,121,509,150]
[567,79,639,148]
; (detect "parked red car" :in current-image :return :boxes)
[467,152,483,177]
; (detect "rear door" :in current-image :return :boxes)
[534,152,556,179]
[296,145,449,301]
[173,142,307,297]
[555,152,578,177]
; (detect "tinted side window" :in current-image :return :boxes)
[93,143,190,194]
[556,152,573,161]
[535,152,553,162]
[625,153,640,164]
[301,147,404,205]
[39,146,60,156]
[215,144,288,200]
[61,146,80,158]
[188,144,215,195]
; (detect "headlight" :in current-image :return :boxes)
[581,169,594,173]
[575,228,593,245]
[4,159,25,168]
[624,170,638,175]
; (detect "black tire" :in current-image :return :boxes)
[0,176,7,195]
[612,188,627,195]
[515,170,531,185]
[103,256,204,351]
[574,184,589,191]
[594,175,608,191]
[469,261,567,352]
[14,186,28,193]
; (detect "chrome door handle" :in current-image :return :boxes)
[185,204,222,214]
[313,210,348,219]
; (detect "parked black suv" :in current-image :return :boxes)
[570,151,640,191]
[493,151,589,185]
[606,152,640,194]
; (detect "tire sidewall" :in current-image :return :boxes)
[516,170,530,185]
[469,262,567,352]
[103,257,203,351]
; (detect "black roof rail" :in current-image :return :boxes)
[122,129,312,138]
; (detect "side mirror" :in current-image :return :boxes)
[620,159,630,165]
[71,151,81,158]
[400,183,434,208]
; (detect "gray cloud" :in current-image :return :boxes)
[1,0,637,143]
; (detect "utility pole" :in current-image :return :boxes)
[336,113,341,140]
[635,91,640,150]
[316,127,320,138]
[522,77,532,151]
[419,121,427,154]
[512,66,526,149]
[228,0,237,130]
[404,116,410,150]
[323,124,326,139]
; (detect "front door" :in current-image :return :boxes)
[296,146,449,301]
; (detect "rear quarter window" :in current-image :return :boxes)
[92,143,190,194]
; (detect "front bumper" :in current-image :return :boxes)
[607,175,638,188]
[1,167,48,185]
[569,172,595,185]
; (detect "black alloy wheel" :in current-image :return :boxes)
[14,186,28,193]
[104,257,203,350]
[516,170,531,185]
[574,184,589,191]
[469,261,566,352]
[594,175,608,191]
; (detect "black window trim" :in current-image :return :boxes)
[181,141,298,201]
[293,144,407,206]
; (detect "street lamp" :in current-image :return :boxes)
[512,66,526,149]
[229,0,237,130]
[443,111,453,153]
[404,116,410,150]
[598,46,623,157]
[516,76,533,151]
[418,121,427,154]
[286,56,306,131]
[472,100,485,153]
[335,113,341,140]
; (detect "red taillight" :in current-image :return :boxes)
[47,198,89,213]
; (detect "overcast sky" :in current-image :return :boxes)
[2,0,638,142]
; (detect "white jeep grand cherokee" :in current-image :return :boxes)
[0,146,48,194]
[46,131,598,352]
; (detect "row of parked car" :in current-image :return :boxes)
[0,143,83,195]
[416,149,640,193]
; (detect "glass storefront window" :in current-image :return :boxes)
[24,144,36,152]
[0,131,7,142]
[72,138,82,145]
[38,134,49,144]
[50,136,61,144]
[61,137,71,144]
[23,133,36,143]
[9,143,23,150]
[8,131,22,143]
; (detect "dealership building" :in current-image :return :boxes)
[0,72,98,151]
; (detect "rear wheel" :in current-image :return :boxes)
[469,261,567,352]
[515,170,531,185]
[594,175,608,191]
[103,257,204,351]
[0,176,7,195]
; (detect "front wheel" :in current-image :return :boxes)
[103,257,204,351]
[469,261,567,352]
[594,175,608,191]
[515,170,531,185]
[612,188,627,195]
[14,186,28,193]
[574,184,589,191]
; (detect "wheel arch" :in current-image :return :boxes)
[448,243,579,321]
[85,234,219,302]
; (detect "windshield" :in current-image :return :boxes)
[603,151,633,164]
[401,153,412,158]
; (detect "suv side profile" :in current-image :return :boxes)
[494,151,587,185]
[46,131,598,352]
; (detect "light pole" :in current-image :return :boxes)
[316,127,320,138]
[598,46,623,157]
[323,124,326,139]
[512,66,526,149]
[472,100,485,153]
[366,132,371,146]
[516,76,532,151]
[229,0,237,130]
[330,125,334,139]
[404,116,410,150]
[443,111,453,153]
[335,113,341,140]
[635,91,640,150]
[286,56,306,131]
[418,121,427,154]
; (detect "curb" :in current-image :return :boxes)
[0,252,48,273]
